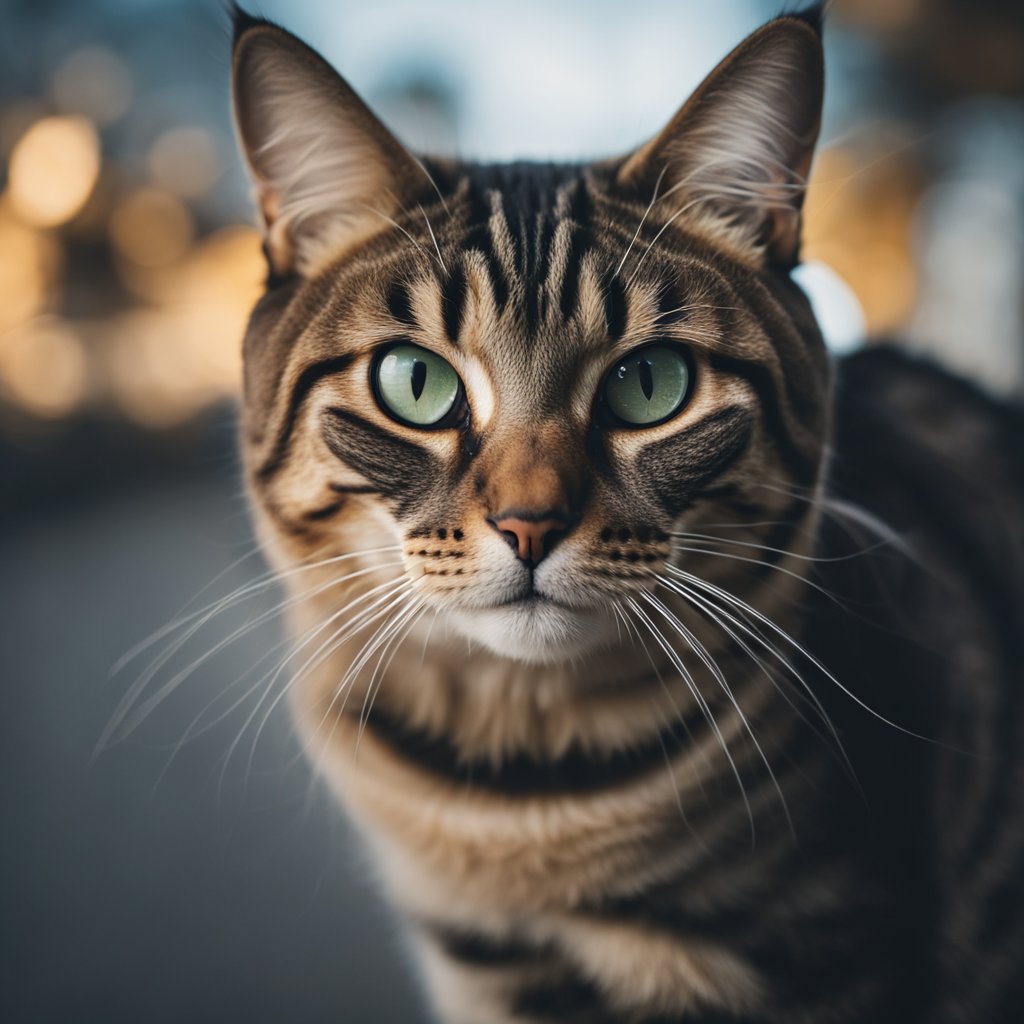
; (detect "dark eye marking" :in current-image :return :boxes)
[322,407,441,516]
[635,405,754,517]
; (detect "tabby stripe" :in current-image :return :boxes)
[321,407,439,515]
[659,248,823,431]
[357,700,714,796]
[511,974,608,1020]
[460,213,510,314]
[707,353,818,484]
[636,405,754,517]
[563,176,591,225]
[529,214,556,326]
[256,355,354,481]
[748,272,825,419]
[656,281,685,325]
[386,279,417,328]
[558,227,588,321]
[304,501,342,522]
[603,272,629,340]
[427,926,549,967]
[441,260,468,344]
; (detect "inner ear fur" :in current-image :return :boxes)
[231,12,427,279]
[617,11,825,269]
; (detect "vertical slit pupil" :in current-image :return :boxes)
[411,360,427,402]
[638,358,654,401]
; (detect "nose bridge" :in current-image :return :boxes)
[479,420,583,520]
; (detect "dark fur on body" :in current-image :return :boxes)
[229,5,1024,1021]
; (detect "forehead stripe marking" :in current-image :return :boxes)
[441,260,469,344]
[386,279,418,328]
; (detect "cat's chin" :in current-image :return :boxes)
[445,598,612,664]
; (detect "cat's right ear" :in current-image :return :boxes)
[231,8,424,280]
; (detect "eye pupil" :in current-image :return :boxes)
[374,343,461,428]
[638,358,654,401]
[601,344,691,427]
[411,359,427,401]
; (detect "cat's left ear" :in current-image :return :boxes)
[617,9,824,269]
[231,8,426,279]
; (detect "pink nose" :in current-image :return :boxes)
[490,514,568,566]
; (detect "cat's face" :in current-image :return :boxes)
[233,10,829,665]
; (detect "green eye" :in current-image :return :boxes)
[373,344,462,427]
[602,345,692,427]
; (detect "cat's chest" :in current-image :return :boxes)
[319,708,689,910]
[328,717,767,1022]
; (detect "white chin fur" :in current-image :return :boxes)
[446,601,611,664]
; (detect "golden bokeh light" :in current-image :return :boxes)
[109,188,195,268]
[104,226,262,427]
[0,200,64,335]
[51,47,132,127]
[148,127,222,200]
[7,116,101,228]
[804,145,921,336]
[0,318,88,419]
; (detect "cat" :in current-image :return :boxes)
[230,4,1024,1021]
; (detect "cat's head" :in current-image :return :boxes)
[232,7,830,665]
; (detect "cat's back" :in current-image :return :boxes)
[818,345,1024,1022]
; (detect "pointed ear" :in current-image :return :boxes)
[231,10,425,279]
[617,10,824,269]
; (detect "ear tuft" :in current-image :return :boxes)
[778,2,825,37]
[229,3,271,46]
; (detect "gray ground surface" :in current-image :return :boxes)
[0,460,428,1023]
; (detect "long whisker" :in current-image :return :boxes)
[612,601,711,823]
[418,203,448,275]
[640,589,794,841]
[237,577,414,786]
[223,577,414,792]
[98,554,403,752]
[669,540,852,610]
[99,561,403,753]
[672,530,892,564]
[303,584,424,761]
[667,564,970,750]
[625,595,755,845]
[354,599,429,763]
[655,573,860,792]
[613,164,668,279]
[111,544,400,683]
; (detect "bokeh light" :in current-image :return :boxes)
[109,188,195,269]
[7,115,101,228]
[0,317,88,419]
[51,47,133,126]
[0,199,63,334]
[147,127,222,200]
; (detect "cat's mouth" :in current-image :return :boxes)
[494,587,572,611]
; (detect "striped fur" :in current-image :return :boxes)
[231,7,1024,1022]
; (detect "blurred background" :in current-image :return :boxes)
[2,1,1023,1021]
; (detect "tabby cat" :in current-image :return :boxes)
[230,5,1024,1021]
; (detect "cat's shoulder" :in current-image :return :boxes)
[831,343,1023,491]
